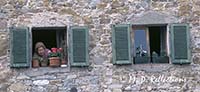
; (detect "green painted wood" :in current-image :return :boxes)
[10,27,30,68]
[69,26,89,66]
[112,24,132,64]
[170,24,191,64]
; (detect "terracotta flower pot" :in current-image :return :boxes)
[32,59,39,68]
[49,57,60,67]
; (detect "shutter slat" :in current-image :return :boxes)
[170,24,191,64]
[173,26,188,59]
[10,27,30,68]
[69,26,89,66]
[112,24,132,64]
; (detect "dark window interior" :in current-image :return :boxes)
[149,26,167,56]
[149,27,161,56]
[32,27,67,54]
[32,29,56,49]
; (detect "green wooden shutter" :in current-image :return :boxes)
[10,27,30,68]
[112,24,132,64]
[69,26,89,66]
[170,24,191,64]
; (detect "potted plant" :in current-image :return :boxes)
[134,46,150,64]
[134,56,150,64]
[49,48,61,67]
[152,51,169,63]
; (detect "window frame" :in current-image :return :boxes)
[132,26,150,57]
[132,24,170,64]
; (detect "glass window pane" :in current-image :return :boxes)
[134,30,148,57]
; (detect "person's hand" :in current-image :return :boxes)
[39,57,44,62]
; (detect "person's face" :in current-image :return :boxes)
[37,47,45,56]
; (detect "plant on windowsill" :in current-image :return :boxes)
[134,45,150,64]
[152,51,169,63]
[48,48,62,67]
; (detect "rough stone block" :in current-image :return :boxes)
[33,80,49,85]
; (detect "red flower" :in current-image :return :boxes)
[51,48,57,53]
[58,48,63,52]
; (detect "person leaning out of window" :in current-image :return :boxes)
[33,42,51,67]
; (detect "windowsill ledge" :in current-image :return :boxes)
[115,64,173,73]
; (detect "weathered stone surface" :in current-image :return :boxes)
[49,79,62,85]
[178,3,192,17]
[93,56,105,65]
[34,75,56,80]
[0,19,7,29]
[63,79,76,88]
[112,89,122,92]
[33,80,49,85]
[131,85,140,91]
[0,0,199,92]
[104,89,111,92]
[109,84,123,89]
[0,83,9,92]
[132,11,178,25]
[16,74,30,80]
[193,55,200,64]
[58,8,78,16]
[124,85,132,91]
[47,85,58,92]
[9,83,29,92]
[0,32,8,56]
[25,69,46,77]
[100,18,111,24]
[105,77,112,85]
[31,86,47,92]
[0,0,7,6]
[22,80,32,86]
[67,74,77,79]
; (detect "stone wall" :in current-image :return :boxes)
[1,0,200,92]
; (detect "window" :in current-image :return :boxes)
[149,26,169,63]
[112,24,191,65]
[32,27,67,53]
[133,29,150,64]
[10,26,89,68]
[32,27,67,67]
[133,26,169,64]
